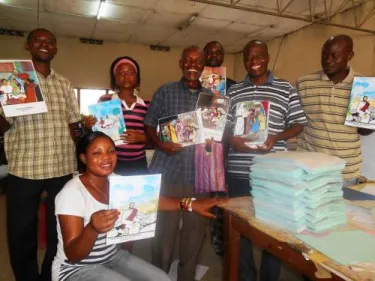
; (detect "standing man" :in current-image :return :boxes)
[203,40,236,256]
[225,40,306,281]
[0,28,82,281]
[203,40,237,90]
[144,46,211,281]
[297,35,373,187]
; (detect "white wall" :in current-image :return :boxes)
[0,35,236,99]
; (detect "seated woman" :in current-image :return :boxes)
[52,131,222,281]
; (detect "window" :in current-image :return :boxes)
[74,88,110,115]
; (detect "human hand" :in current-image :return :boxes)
[258,135,278,152]
[157,141,183,156]
[90,209,120,233]
[229,136,254,153]
[121,130,147,144]
[81,115,97,129]
[191,198,229,219]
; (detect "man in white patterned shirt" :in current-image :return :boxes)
[0,28,81,281]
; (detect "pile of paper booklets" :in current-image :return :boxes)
[250,152,347,233]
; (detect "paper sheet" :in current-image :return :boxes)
[297,230,375,265]
[361,185,375,196]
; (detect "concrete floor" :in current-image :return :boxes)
[0,193,302,281]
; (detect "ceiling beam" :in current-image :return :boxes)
[280,0,295,14]
[188,0,375,34]
[358,6,375,27]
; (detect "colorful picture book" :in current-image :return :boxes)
[200,66,226,96]
[0,60,47,117]
[196,92,229,141]
[345,77,375,130]
[89,99,126,144]
[233,100,270,147]
[158,110,204,147]
[107,174,162,245]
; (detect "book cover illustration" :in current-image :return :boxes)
[0,60,47,117]
[200,66,226,96]
[107,174,162,245]
[345,77,375,129]
[89,99,126,144]
[196,92,229,141]
[233,101,270,147]
[158,110,204,147]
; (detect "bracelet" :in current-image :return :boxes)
[188,198,196,212]
[180,197,196,212]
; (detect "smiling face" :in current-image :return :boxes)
[25,29,57,63]
[243,42,269,83]
[180,47,205,86]
[80,136,117,177]
[114,63,138,91]
[204,42,224,67]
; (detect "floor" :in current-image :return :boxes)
[0,192,302,281]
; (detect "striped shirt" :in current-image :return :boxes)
[226,72,307,179]
[100,94,150,161]
[296,68,361,181]
[53,176,118,281]
[1,70,81,179]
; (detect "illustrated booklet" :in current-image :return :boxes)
[199,66,226,96]
[158,110,204,146]
[89,99,126,144]
[0,60,47,117]
[345,77,375,129]
[233,100,270,147]
[196,92,229,141]
[106,174,162,245]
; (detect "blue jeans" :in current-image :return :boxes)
[66,249,171,281]
[228,176,282,281]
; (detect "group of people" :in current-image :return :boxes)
[0,27,372,281]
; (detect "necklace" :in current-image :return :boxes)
[86,177,109,203]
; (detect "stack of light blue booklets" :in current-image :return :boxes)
[250,152,347,233]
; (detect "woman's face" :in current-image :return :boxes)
[114,63,138,91]
[81,137,117,177]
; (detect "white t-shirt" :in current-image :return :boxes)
[52,176,118,281]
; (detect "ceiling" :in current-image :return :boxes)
[0,0,374,53]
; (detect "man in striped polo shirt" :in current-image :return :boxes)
[297,35,373,187]
[225,40,307,281]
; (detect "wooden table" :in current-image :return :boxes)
[220,197,375,281]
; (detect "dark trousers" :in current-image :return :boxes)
[228,176,282,281]
[114,157,148,176]
[6,174,72,281]
[152,181,209,281]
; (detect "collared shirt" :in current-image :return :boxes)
[144,78,212,185]
[2,69,81,180]
[296,67,362,181]
[226,72,307,179]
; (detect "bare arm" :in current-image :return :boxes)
[261,123,304,152]
[59,209,119,263]
[158,196,228,219]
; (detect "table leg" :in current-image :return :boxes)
[224,212,240,281]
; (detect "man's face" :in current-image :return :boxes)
[25,30,57,63]
[180,49,205,84]
[243,44,269,80]
[205,43,224,67]
[321,40,352,76]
